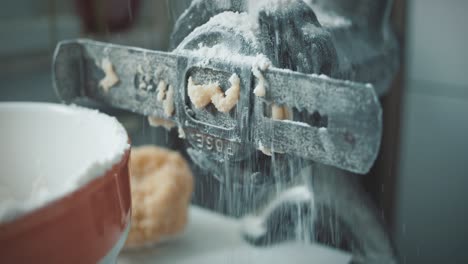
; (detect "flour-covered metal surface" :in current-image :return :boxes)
[52,1,400,262]
[54,39,381,174]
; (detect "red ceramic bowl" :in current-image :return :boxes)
[0,102,131,264]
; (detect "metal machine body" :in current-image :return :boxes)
[52,0,399,263]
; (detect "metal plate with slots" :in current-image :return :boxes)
[53,39,382,174]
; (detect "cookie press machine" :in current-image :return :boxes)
[53,0,400,263]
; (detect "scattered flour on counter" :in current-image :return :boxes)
[99,58,120,92]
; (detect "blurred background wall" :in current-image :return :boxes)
[0,0,173,147]
[0,0,170,100]
[0,0,467,263]
[394,0,468,263]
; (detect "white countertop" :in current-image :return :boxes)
[118,206,351,264]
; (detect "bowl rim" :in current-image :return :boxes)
[0,129,132,263]
[0,101,130,223]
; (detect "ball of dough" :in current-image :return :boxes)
[125,145,194,248]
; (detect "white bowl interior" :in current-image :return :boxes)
[0,102,129,222]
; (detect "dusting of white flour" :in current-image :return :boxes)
[177,11,259,52]
[258,141,273,156]
[0,103,129,223]
[248,0,298,14]
[205,11,259,47]
[247,0,351,27]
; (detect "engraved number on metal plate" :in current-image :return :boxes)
[189,132,235,156]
